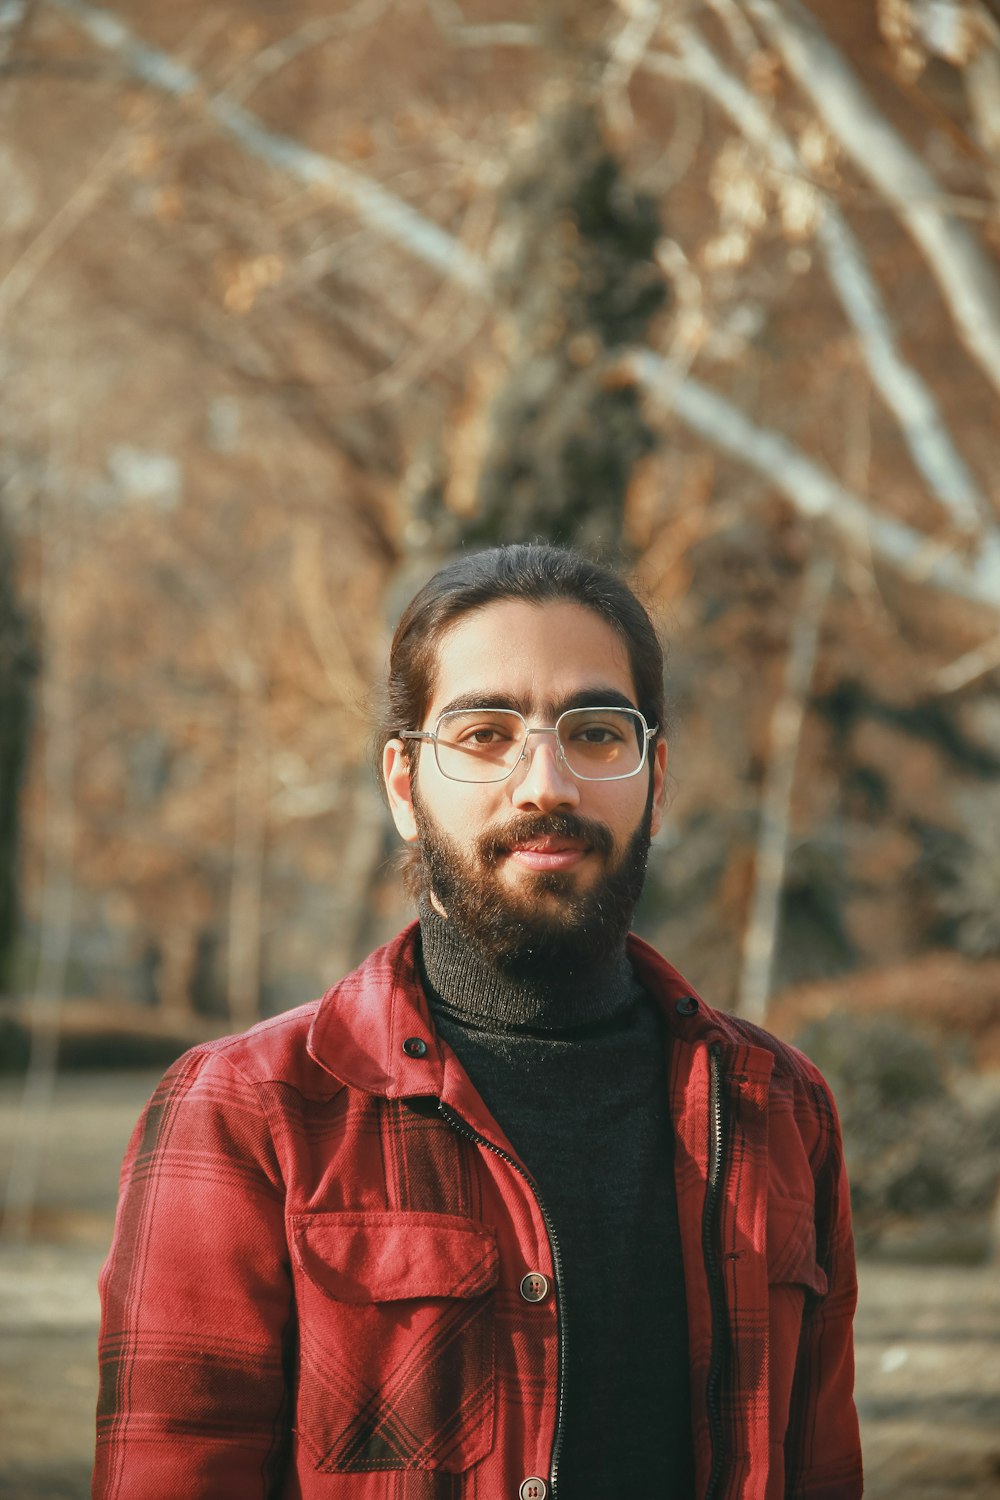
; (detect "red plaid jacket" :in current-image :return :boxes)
[94,925,862,1500]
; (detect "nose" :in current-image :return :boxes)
[509,730,581,813]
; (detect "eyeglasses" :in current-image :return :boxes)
[399,706,658,784]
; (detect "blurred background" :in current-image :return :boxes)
[1,0,999,1494]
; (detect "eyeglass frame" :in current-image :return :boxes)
[398,704,659,784]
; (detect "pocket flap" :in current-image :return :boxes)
[766,1196,828,1297]
[290,1211,499,1304]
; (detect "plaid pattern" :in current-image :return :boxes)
[94,924,862,1499]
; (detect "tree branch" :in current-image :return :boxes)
[423,0,539,48]
[603,0,667,131]
[647,26,988,534]
[627,347,1000,613]
[49,0,489,294]
[215,0,394,106]
[42,0,1000,622]
[227,677,267,1030]
[0,0,38,66]
[737,551,834,1024]
[933,631,1000,693]
[0,130,128,320]
[744,0,1000,401]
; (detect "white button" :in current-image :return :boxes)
[519,1271,549,1303]
[519,1480,547,1500]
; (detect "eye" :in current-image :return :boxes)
[571,721,625,744]
[440,711,522,751]
[463,725,509,746]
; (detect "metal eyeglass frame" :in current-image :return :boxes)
[398,705,659,784]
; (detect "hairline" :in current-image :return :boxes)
[416,600,647,732]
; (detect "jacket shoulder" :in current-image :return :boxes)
[716,1011,833,1094]
[166,999,337,1099]
[164,924,423,1104]
[629,932,834,1101]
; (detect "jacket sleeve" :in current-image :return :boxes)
[93,1045,293,1500]
[784,1077,864,1498]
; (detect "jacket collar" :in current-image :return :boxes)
[308,922,742,1099]
[307,924,445,1099]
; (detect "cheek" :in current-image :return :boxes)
[593,784,648,831]
[421,784,497,837]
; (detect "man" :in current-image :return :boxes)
[94,544,863,1500]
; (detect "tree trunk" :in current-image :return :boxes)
[0,513,37,993]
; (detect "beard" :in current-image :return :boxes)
[411,786,654,980]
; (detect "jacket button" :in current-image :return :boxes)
[519,1271,549,1303]
[401,1036,428,1058]
[675,996,698,1016]
[520,1480,547,1500]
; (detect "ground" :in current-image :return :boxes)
[1,1072,998,1498]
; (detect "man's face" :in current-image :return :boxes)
[383,598,667,972]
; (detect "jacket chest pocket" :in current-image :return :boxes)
[289,1210,498,1475]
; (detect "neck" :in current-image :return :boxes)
[417,893,636,1033]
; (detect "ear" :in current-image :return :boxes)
[649,737,668,838]
[383,738,419,843]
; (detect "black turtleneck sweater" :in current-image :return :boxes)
[418,898,695,1498]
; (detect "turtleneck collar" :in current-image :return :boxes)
[417,893,638,1034]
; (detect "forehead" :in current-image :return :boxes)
[424,598,637,718]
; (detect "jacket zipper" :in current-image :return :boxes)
[702,1042,727,1500]
[437,1099,568,1499]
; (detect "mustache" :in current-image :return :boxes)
[476,812,615,864]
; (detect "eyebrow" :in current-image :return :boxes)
[434,687,640,720]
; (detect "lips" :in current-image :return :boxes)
[505,836,590,871]
[478,815,614,868]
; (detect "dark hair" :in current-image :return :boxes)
[374,544,667,780]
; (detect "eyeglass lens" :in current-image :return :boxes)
[434,708,646,783]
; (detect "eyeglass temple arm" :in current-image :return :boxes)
[399,730,435,743]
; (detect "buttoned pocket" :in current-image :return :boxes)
[289,1210,498,1474]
